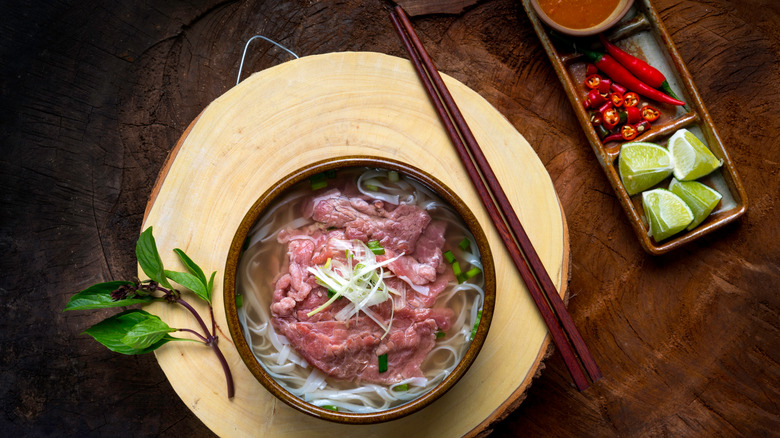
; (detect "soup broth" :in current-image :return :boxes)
[236,167,485,413]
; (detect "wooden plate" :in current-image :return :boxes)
[141,51,569,437]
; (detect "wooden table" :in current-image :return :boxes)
[2,0,778,436]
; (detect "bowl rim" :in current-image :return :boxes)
[529,0,634,37]
[223,155,496,424]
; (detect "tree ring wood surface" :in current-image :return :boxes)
[141,51,568,437]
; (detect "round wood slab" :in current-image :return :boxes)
[141,51,569,437]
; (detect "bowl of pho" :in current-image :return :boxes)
[224,156,495,424]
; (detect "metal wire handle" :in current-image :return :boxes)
[236,35,299,86]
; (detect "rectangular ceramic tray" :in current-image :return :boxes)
[522,0,747,255]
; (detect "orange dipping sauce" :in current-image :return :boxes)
[537,0,620,30]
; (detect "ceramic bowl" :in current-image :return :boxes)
[223,156,496,424]
[530,0,634,36]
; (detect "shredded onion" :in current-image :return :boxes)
[306,239,403,338]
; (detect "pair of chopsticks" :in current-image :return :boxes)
[390,6,601,390]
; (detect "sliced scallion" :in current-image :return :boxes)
[470,309,482,341]
[322,405,339,411]
[443,250,456,264]
[366,183,379,192]
[310,173,327,190]
[451,261,462,277]
[378,353,388,373]
[236,294,243,308]
[435,330,446,339]
[388,170,400,182]
[458,237,470,251]
[393,383,409,392]
[465,267,482,279]
[367,240,385,255]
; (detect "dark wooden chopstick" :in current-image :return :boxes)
[390,6,601,390]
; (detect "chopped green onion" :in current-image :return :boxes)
[435,330,446,339]
[443,250,456,264]
[470,310,482,341]
[366,183,379,192]
[458,238,471,251]
[322,405,339,411]
[457,274,467,284]
[378,353,388,373]
[393,383,409,392]
[465,267,482,279]
[367,240,385,255]
[388,170,400,182]
[325,169,337,179]
[451,261,462,277]
[236,294,243,308]
[327,289,337,298]
[310,173,327,190]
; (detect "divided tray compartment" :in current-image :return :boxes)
[522,0,747,255]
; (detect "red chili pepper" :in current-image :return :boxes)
[621,124,638,141]
[602,106,621,130]
[585,74,601,89]
[623,92,639,107]
[611,91,624,107]
[584,88,608,109]
[640,105,660,122]
[602,132,624,143]
[610,82,627,95]
[598,77,612,95]
[581,50,685,106]
[599,34,684,104]
[635,120,651,134]
[590,113,602,126]
[599,34,664,88]
[586,63,598,76]
[624,106,641,124]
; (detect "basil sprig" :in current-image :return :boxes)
[64,226,234,398]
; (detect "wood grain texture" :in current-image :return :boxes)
[2,0,779,437]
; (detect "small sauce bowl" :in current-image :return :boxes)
[530,0,634,37]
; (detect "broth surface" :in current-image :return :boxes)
[236,167,486,413]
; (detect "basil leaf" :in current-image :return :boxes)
[173,248,208,287]
[83,309,178,355]
[120,315,176,349]
[135,227,171,288]
[164,270,209,304]
[207,271,216,303]
[63,281,156,311]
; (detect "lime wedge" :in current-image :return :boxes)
[619,142,674,196]
[668,178,722,230]
[668,129,722,180]
[642,188,694,242]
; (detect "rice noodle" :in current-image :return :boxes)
[236,167,485,413]
[357,169,416,205]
